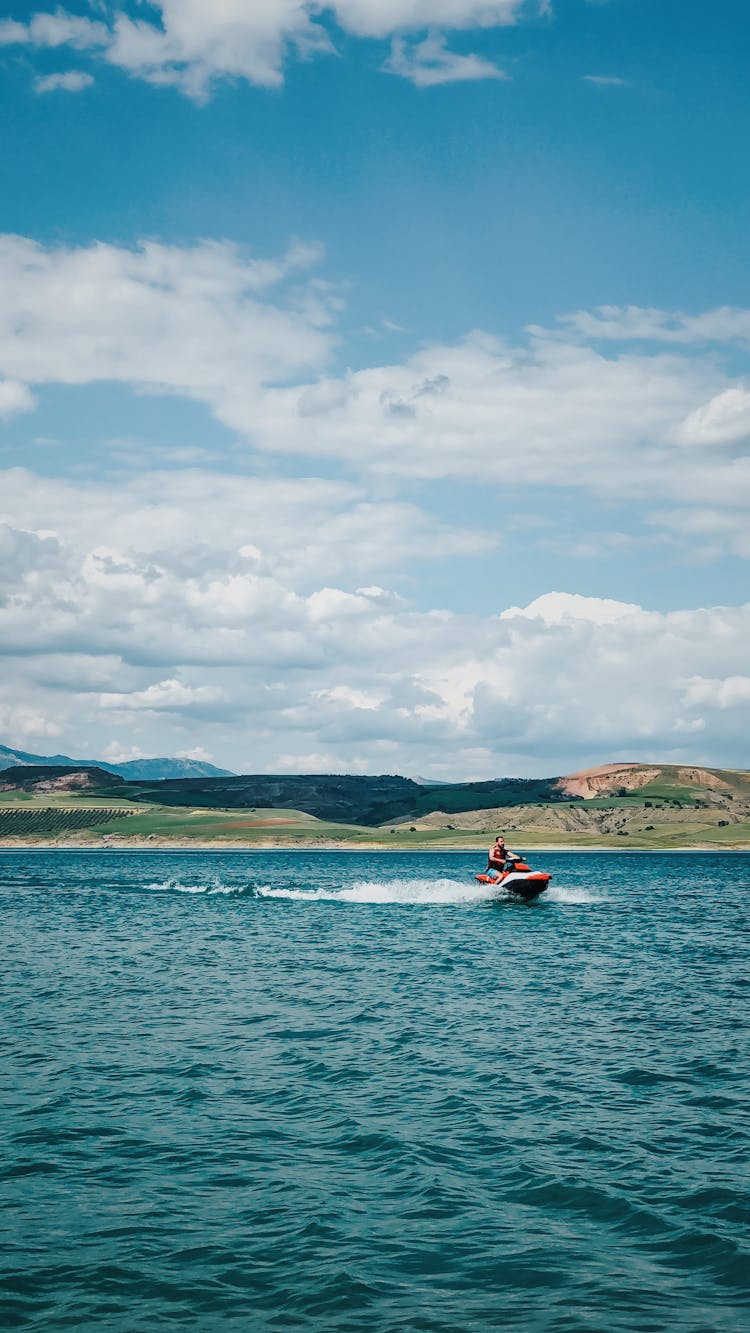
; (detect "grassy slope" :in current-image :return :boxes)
[1,763,749,847]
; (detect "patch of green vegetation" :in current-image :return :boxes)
[0,790,136,808]
[410,777,567,818]
[634,781,706,804]
[121,774,422,825]
[0,807,133,837]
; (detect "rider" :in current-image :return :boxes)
[487,835,510,877]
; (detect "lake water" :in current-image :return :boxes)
[2,849,749,1331]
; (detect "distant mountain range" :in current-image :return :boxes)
[0,743,234,781]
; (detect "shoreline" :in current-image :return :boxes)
[1,839,749,853]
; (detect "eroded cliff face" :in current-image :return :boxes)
[555,765,661,799]
[410,801,739,836]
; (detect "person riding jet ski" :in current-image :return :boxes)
[477,837,552,900]
[486,835,521,879]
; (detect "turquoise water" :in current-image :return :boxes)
[1,850,749,1332]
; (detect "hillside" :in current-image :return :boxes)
[120,764,750,828]
[1,760,748,847]
[0,766,123,794]
[408,764,750,838]
[122,773,423,826]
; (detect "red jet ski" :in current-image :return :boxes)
[475,858,551,901]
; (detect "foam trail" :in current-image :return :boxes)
[546,885,603,905]
[145,877,256,896]
[143,877,601,907]
[256,877,501,906]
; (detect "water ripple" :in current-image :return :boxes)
[0,848,749,1331]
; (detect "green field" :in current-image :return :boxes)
[0,807,136,837]
[0,791,748,849]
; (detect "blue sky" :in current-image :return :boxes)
[1,0,749,777]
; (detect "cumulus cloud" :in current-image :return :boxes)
[681,675,750,710]
[500,592,641,625]
[0,12,108,50]
[0,704,62,742]
[1,1,531,97]
[677,388,750,448]
[99,678,225,712]
[34,70,94,93]
[248,332,745,507]
[176,745,215,762]
[0,524,62,594]
[0,234,334,418]
[2,233,750,526]
[554,304,750,346]
[102,741,149,763]
[0,379,36,418]
[1,464,749,774]
[385,32,507,85]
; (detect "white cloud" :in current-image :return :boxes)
[0,379,36,418]
[681,676,750,710]
[500,592,642,626]
[385,32,507,85]
[332,1,525,36]
[2,234,750,539]
[554,304,750,346]
[2,235,750,523]
[0,12,108,50]
[34,70,94,93]
[176,745,215,762]
[248,332,740,505]
[583,75,628,87]
[99,679,224,711]
[0,234,334,416]
[1,463,750,774]
[1,1,531,96]
[650,508,750,560]
[0,706,62,742]
[102,741,150,763]
[677,388,750,448]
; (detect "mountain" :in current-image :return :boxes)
[0,743,234,781]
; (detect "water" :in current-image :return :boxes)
[1,850,749,1332]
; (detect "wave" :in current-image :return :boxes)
[143,876,602,906]
[546,884,603,905]
[258,877,513,905]
[145,877,258,896]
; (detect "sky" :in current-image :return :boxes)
[1,0,749,779]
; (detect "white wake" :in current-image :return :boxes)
[143,876,602,906]
[256,877,503,905]
[545,884,603,904]
[145,877,255,896]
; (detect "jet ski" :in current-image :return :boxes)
[475,858,551,901]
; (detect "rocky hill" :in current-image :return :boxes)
[0,765,124,793]
[409,764,750,834]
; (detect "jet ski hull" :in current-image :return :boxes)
[475,871,551,901]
